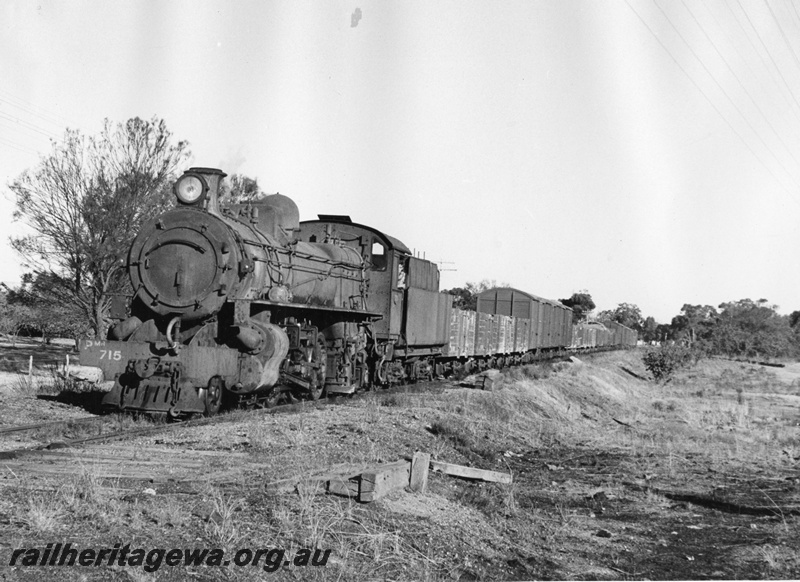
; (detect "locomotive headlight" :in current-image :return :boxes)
[174,174,206,205]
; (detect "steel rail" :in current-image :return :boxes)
[0,416,106,437]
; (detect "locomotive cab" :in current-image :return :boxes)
[298,217,452,384]
[299,216,410,341]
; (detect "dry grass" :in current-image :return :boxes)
[10,371,46,395]
[2,350,799,580]
[203,488,245,551]
[5,362,79,396]
[23,492,66,532]
[527,355,800,475]
[12,461,128,536]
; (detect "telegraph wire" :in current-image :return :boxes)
[0,111,60,140]
[680,0,800,169]
[624,0,796,198]
[790,0,800,31]
[0,89,70,130]
[732,0,800,118]
[649,0,798,189]
[0,95,64,131]
[0,136,39,156]
[0,89,71,160]
[0,129,40,154]
[701,0,800,126]
[700,0,800,122]
[715,0,800,124]
[763,0,800,78]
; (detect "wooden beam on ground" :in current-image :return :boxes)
[267,457,520,502]
[326,476,360,498]
[265,463,368,494]
[409,452,430,493]
[430,460,512,484]
[265,461,414,502]
[359,460,411,502]
[479,375,495,391]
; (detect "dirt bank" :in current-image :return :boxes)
[0,350,798,580]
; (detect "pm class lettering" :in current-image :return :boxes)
[9,544,332,573]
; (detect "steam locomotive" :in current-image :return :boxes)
[77,167,635,416]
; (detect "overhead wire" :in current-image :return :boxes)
[652,0,797,187]
[763,0,800,78]
[716,0,800,124]
[790,0,800,30]
[625,0,797,197]
[0,89,70,159]
[0,135,39,156]
[732,0,800,118]
[0,90,68,130]
[680,0,800,170]
[0,111,60,140]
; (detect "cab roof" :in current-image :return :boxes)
[301,216,411,255]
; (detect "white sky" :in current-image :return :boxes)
[1,0,798,324]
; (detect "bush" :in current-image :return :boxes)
[642,344,694,382]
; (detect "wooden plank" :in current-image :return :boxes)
[430,461,512,484]
[327,476,359,498]
[263,461,417,501]
[264,463,369,495]
[409,452,430,493]
[295,479,329,496]
[0,465,177,481]
[99,446,252,459]
[359,460,410,502]
[20,456,207,469]
[21,448,238,463]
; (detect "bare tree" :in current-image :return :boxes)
[8,117,190,338]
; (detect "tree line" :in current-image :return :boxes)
[578,296,800,360]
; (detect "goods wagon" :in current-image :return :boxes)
[572,321,606,349]
[475,287,573,351]
[442,287,576,373]
[572,320,638,350]
[603,320,638,348]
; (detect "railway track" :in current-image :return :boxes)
[0,415,136,457]
[0,373,448,461]
[0,354,601,488]
[0,348,597,459]
[0,379,448,488]
[0,349,590,464]
[0,416,106,437]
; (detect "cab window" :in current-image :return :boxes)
[396,256,407,288]
[370,240,387,271]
